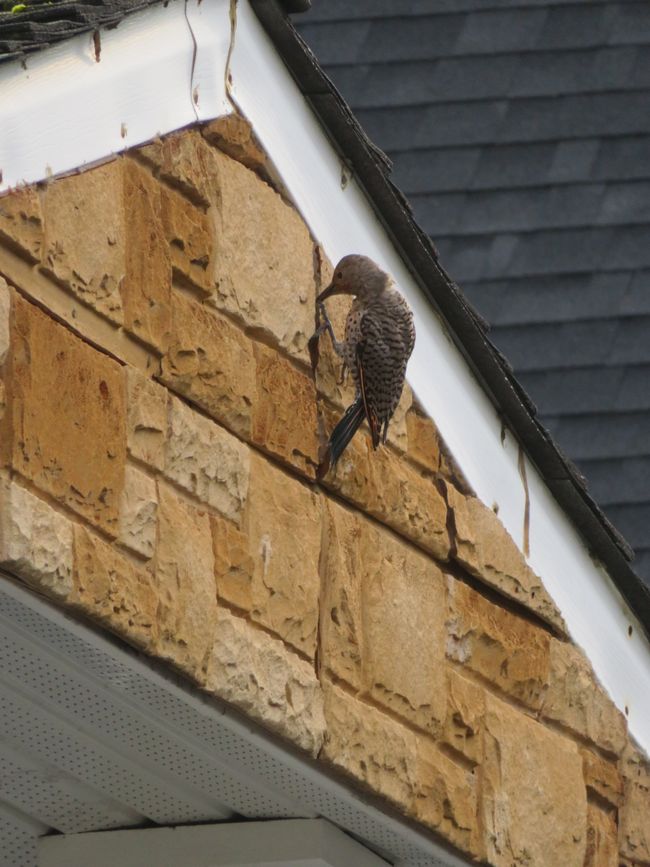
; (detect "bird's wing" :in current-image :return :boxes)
[356,315,382,449]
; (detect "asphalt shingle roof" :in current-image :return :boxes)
[296,0,650,588]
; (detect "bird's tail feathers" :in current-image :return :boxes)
[317,397,365,479]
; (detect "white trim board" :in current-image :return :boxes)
[0,0,648,757]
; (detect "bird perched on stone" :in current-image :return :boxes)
[312,254,415,477]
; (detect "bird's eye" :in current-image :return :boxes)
[336,271,343,279]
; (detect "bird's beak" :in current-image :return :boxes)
[317,282,337,302]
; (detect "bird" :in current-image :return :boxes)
[312,254,415,477]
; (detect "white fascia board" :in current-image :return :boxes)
[0,0,648,757]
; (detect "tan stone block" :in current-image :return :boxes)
[211,514,253,611]
[0,277,10,366]
[155,483,216,682]
[441,667,485,765]
[406,407,442,474]
[581,748,623,808]
[543,641,627,756]
[165,395,250,522]
[125,367,167,472]
[118,464,157,559]
[446,577,550,709]
[72,525,157,652]
[251,342,318,478]
[321,681,418,810]
[481,694,587,867]
[202,115,269,179]
[585,804,618,867]
[414,739,480,857]
[160,184,213,295]
[160,292,255,439]
[313,292,357,410]
[8,295,126,536]
[321,405,449,560]
[620,746,650,864]
[135,130,210,208]
[446,483,566,633]
[42,162,125,323]
[246,453,320,659]
[205,608,325,756]
[122,160,172,351]
[207,149,315,360]
[0,185,43,262]
[0,473,73,599]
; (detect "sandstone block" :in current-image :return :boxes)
[0,185,43,262]
[160,184,213,294]
[321,681,418,810]
[160,292,255,439]
[251,342,318,478]
[414,739,480,857]
[165,395,250,523]
[585,804,618,867]
[202,115,269,180]
[8,295,126,536]
[446,577,550,709]
[246,453,321,659]
[42,162,124,323]
[155,483,216,682]
[321,405,449,561]
[73,525,157,652]
[446,483,566,632]
[135,130,210,208]
[118,464,157,559]
[619,746,650,864]
[0,473,73,599]
[125,367,167,472]
[581,748,623,808]
[211,514,253,611]
[0,277,9,366]
[441,667,485,765]
[122,160,172,351]
[406,407,443,474]
[313,290,357,410]
[481,694,587,867]
[206,149,315,360]
[205,608,325,757]
[543,641,627,757]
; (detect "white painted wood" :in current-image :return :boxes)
[38,819,390,867]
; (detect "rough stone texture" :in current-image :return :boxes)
[165,395,250,523]
[441,667,486,765]
[581,748,623,808]
[205,608,325,757]
[0,277,10,366]
[135,130,210,208]
[0,185,43,262]
[619,746,650,864]
[252,341,318,478]
[481,694,587,867]
[160,292,255,440]
[202,115,270,180]
[406,406,443,474]
[414,738,480,858]
[322,680,418,810]
[73,525,157,652]
[42,162,125,324]
[446,577,551,710]
[543,641,627,757]
[7,294,126,536]
[585,805,618,867]
[211,514,253,612]
[118,464,157,559]
[207,149,315,360]
[323,498,447,734]
[160,184,213,295]
[321,404,449,560]
[122,160,172,352]
[313,292,357,410]
[0,473,73,599]
[446,483,566,633]
[125,367,167,472]
[155,483,216,682]
[246,453,321,659]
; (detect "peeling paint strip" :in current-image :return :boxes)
[518,445,531,558]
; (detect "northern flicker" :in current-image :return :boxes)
[313,254,415,476]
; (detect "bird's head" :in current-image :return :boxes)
[317,254,390,303]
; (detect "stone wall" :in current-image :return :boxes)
[0,122,648,867]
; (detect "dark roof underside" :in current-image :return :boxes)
[295,0,650,589]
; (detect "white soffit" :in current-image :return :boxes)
[0,0,648,756]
